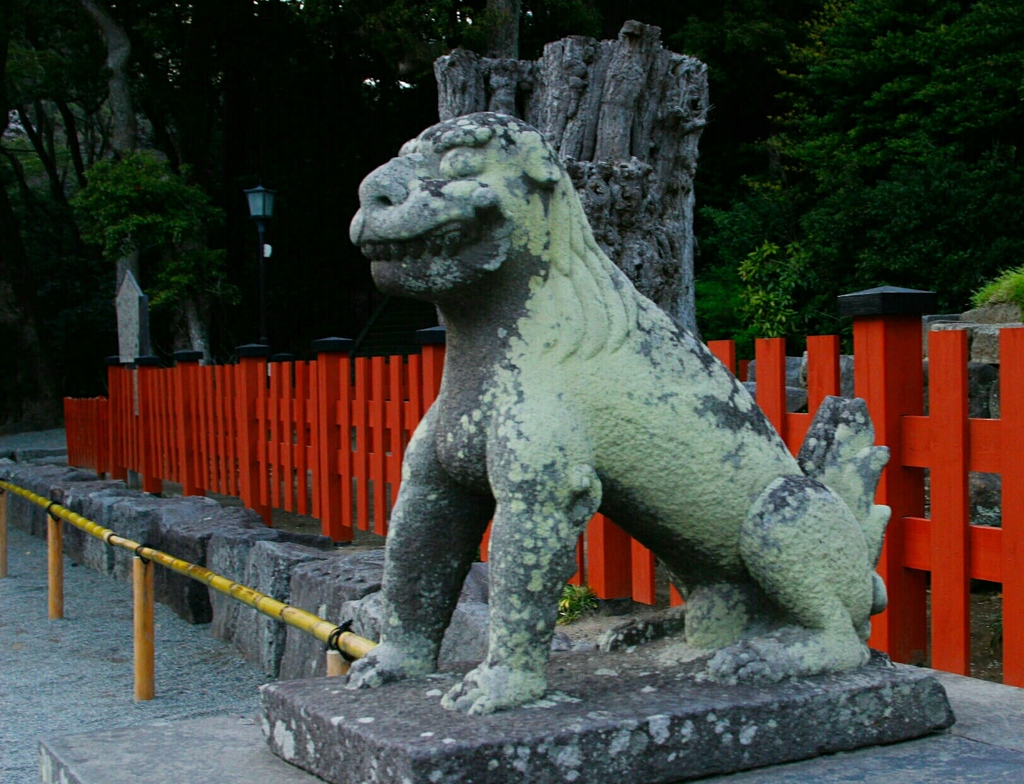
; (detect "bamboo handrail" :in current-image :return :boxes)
[0,479,376,662]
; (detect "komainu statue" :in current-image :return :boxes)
[347,113,891,715]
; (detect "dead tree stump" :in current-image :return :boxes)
[435,20,709,334]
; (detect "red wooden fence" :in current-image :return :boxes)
[64,301,1024,685]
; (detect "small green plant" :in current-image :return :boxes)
[557,584,597,625]
[972,265,1024,311]
[737,240,808,338]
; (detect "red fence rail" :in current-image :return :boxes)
[64,300,1024,685]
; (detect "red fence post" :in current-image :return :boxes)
[755,337,788,441]
[172,351,204,496]
[135,355,164,495]
[806,335,841,413]
[417,327,446,410]
[236,344,271,524]
[999,328,1024,686]
[707,339,737,376]
[313,338,354,542]
[587,514,632,600]
[106,357,128,481]
[928,329,971,674]
[839,286,935,665]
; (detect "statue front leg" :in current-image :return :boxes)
[348,413,493,689]
[442,462,602,715]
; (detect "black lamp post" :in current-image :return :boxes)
[244,184,276,346]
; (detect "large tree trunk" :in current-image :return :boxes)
[484,0,520,58]
[435,20,708,335]
[80,0,139,290]
[79,0,136,155]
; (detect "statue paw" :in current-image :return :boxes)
[707,629,869,685]
[441,664,546,715]
[346,643,434,690]
[707,638,792,686]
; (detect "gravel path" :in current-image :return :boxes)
[0,524,267,784]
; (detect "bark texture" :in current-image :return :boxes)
[435,20,709,333]
[80,0,139,291]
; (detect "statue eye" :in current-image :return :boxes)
[440,149,485,179]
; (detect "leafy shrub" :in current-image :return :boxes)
[972,266,1024,311]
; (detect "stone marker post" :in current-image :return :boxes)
[116,271,151,364]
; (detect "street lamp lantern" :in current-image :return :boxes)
[244,184,277,346]
[244,184,276,220]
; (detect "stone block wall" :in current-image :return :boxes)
[0,456,517,682]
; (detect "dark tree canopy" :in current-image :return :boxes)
[1,0,1020,427]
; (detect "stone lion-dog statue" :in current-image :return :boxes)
[347,113,890,715]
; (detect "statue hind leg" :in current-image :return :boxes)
[708,475,875,684]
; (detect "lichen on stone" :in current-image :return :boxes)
[345,112,893,715]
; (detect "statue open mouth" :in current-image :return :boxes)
[360,222,479,262]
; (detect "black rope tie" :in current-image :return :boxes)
[134,543,152,564]
[44,501,59,520]
[327,620,355,660]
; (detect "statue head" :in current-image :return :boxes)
[349,113,563,301]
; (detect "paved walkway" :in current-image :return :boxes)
[0,524,265,784]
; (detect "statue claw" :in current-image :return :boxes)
[441,663,546,715]
[346,643,435,690]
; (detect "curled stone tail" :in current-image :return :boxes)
[796,396,891,567]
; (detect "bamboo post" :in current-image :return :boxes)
[47,511,64,619]
[325,649,348,677]
[0,490,7,579]
[133,555,155,700]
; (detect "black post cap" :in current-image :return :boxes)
[310,337,354,354]
[837,286,938,318]
[270,352,296,363]
[173,350,204,363]
[135,355,161,367]
[416,326,447,345]
[236,344,271,358]
[105,356,122,367]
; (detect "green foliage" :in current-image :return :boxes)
[71,152,237,308]
[702,0,1024,336]
[557,584,597,625]
[694,266,754,354]
[973,266,1024,311]
[738,240,807,338]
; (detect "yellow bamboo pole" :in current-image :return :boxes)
[134,555,155,700]
[0,480,376,662]
[0,490,8,579]
[47,511,64,619]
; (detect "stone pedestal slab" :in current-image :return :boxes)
[261,646,954,784]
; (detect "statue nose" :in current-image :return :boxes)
[359,170,409,211]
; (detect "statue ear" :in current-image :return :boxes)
[521,144,562,188]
